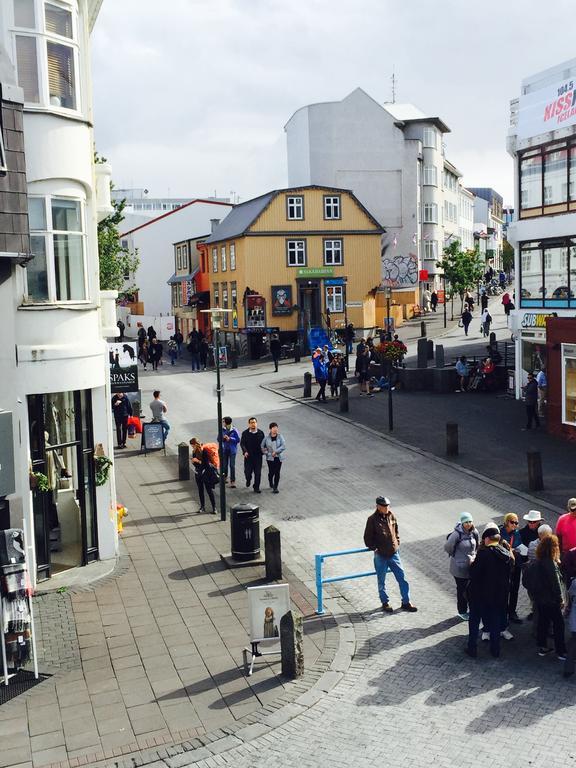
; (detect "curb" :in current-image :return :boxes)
[261,381,562,519]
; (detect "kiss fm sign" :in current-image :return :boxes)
[518,74,576,139]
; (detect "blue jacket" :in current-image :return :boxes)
[219,426,240,455]
[261,433,286,462]
[312,355,327,381]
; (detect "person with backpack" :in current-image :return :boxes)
[444,512,479,620]
[167,336,178,365]
[218,416,240,488]
[481,307,492,338]
[189,437,218,514]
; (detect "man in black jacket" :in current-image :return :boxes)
[523,372,540,429]
[270,334,282,372]
[111,392,132,449]
[240,417,265,493]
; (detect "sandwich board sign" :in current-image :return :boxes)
[141,422,165,455]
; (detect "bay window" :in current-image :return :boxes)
[423,203,438,223]
[26,195,87,303]
[520,239,576,308]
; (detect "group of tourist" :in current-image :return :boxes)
[189,417,287,513]
[312,346,347,401]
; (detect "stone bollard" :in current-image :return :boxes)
[435,344,445,369]
[229,347,239,369]
[303,371,312,398]
[420,320,426,338]
[280,610,304,679]
[417,338,428,369]
[264,525,282,581]
[426,339,434,360]
[446,422,459,456]
[339,383,349,413]
[294,343,301,363]
[178,442,190,481]
[527,451,543,491]
[489,331,496,346]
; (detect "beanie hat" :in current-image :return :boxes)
[460,512,473,524]
[482,522,500,540]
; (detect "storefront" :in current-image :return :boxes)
[545,317,576,440]
[28,390,98,581]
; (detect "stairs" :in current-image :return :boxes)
[307,326,332,352]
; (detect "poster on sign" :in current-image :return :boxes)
[247,584,290,644]
[108,342,139,393]
[271,285,293,316]
[246,295,266,328]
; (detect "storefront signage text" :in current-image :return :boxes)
[521,313,553,329]
[297,267,335,278]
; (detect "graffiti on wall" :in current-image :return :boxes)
[381,252,418,288]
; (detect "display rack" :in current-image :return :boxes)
[0,522,39,686]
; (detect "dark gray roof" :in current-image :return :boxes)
[204,192,276,244]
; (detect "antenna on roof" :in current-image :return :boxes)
[391,67,396,104]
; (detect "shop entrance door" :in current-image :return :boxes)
[28,390,98,580]
[299,281,322,330]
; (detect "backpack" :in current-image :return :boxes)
[446,527,479,554]
[201,463,220,489]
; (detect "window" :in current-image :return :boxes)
[324,239,343,265]
[181,243,188,272]
[213,282,219,308]
[286,239,306,266]
[423,240,438,260]
[45,3,73,38]
[519,140,576,217]
[212,247,218,273]
[423,203,438,223]
[26,195,86,302]
[231,281,237,327]
[15,35,40,103]
[229,243,236,270]
[423,128,437,149]
[171,284,178,309]
[221,245,227,271]
[520,240,576,307]
[422,166,437,186]
[47,41,75,108]
[222,283,229,327]
[544,148,568,205]
[325,285,343,313]
[286,196,303,220]
[324,196,341,220]
[563,346,576,425]
[14,0,36,28]
[176,246,181,270]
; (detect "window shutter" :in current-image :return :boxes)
[47,42,76,109]
[15,35,40,103]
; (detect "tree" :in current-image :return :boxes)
[502,239,514,276]
[436,240,485,313]
[95,153,139,294]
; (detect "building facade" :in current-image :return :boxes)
[112,188,230,220]
[169,234,211,338]
[285,88,476,307]
[203,185,383,355]
[507,57,576,439]
[0,0,118,582]
[468,187,504,271]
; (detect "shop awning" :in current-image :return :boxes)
[167,267,200,285]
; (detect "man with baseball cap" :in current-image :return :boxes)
[363,496,417,613]
[466,522,513,658]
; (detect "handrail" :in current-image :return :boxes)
[314,547,375,614]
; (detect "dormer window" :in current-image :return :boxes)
[286,196,304,220]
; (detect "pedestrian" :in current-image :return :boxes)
[528,535,567,660]
[138,339,149,370]
[536,366,547,416]
[444,512,479,620]
[344,323,355,355]
[328,353,345,398]
[111,391,132,449]
[520,509,545,554]
[481,292,489,311]
[149,390,170,442]
[270,333,282,372]
[188,333,201,371]
[527,524,552,563]
[522,372,540,429]
[357,347,373,397]
[502,292,512,316]
[312,347,328,402]
[261,422,285,493]
[322,344,332,364]
[363,496,417,613]
[460,308,472,336]
[189,437,217,514]
[556,498,576,565]
[430,290,438,312]
[480,308,492,337]
[499,513,524,624]
[455,355,469,392]
[147,325,157,343]
[137,326,146,350]
[150,338,162,370]
[219,416,240,488]
[563,575,576,677]
[240,417,265,494]
[167,336,178,365]
[116,319,125,341]
[174,329,184,357]
[466,522,513,658]
[199,337,209,370]
[423,288,431,313]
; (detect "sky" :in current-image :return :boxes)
[91,0,573,207]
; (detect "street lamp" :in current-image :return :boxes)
[442,275,447,329]
[383,285,392,341]
[382,286,393,431]
[343,277,349,372]
[201,307,232,521]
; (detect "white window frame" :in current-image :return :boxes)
[324,195,341,220]
[229,242,236,270]
[286,195,304,220]
[423,203,438,224]
[25,193,88,304]
[422,166,437,186]
[325,285,344,313]
[423,240,438,260]
[176,245,181,271]
[324,239,343,266]
[212,247,218,273]
[287,239,306,267]
[221,245,227,272]
[423,128,437,149]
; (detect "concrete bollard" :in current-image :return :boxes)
[339,383,349,412]
[303,371,312,398]
[527,451,544,491]
[294,343,301,363]
[489,331,496,346]
[420,320,426,338]
[280,610,304,679]
[417,338,428,369]
[265,525,282,581]
[426,339,434,360]
[435,344,445,369]
[178,442,190,481]
[446,422,459,456]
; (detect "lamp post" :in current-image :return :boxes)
[201,307,232,521]
[442,275,447,329]
[343,278,349,372]
[381,286,393,430]
[383,285,392,340]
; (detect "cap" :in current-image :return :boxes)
[523,510,543,522]
[568,498,576,510]
[482,522,500,539]
[460,512,473,524]
[376,496,391,506]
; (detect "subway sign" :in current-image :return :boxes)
[521,313,553,328]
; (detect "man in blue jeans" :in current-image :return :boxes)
[363,496,417,613]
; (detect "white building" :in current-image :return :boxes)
[112,187,231,220]
[468,187,504,271]
[285,88,476,297]
[0,0,118,583]
[120,199,233,317]
[507,58,576,425]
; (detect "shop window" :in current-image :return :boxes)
[326,285,344,313]
[564,350,576,425]
[543,247,570,304]
[222,283,229,327]
[520,246,542,306]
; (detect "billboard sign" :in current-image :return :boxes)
[518,74,576,139]
[271,285,293,316]
[108,342,139,393]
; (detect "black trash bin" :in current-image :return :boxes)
[231,503,260,561]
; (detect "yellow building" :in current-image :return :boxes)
[204,185,384,354]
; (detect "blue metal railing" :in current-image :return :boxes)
[315,547,374,614]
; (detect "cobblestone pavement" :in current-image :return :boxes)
[121,363,576,768]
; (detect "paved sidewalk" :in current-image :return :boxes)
[0,449,332,768]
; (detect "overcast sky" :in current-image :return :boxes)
[91,0,572,207]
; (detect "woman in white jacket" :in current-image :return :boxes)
[261,422,286,494]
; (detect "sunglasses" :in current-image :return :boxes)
[509,521,519,525]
